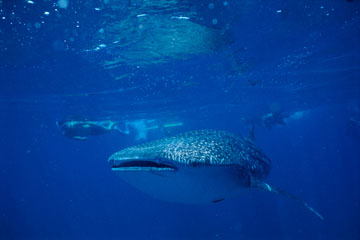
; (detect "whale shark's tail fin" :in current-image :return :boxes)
[252,181,324,220]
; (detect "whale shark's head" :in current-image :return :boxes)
[108,141,180,172]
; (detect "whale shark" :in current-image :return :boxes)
[108,129,323,220]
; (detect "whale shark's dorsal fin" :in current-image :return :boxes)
[251,180,324,220]
[248,125,255,141]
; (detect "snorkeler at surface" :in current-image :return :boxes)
[56,117,184,141]
[56,118,129,140]
[261,112,289,129]
[244,111,291,130]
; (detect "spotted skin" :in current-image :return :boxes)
[110,129,270,179]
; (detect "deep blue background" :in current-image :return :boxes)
[1,0,360,239]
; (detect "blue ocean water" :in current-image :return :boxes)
[1,0,360,239]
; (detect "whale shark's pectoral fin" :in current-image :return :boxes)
[251,181,324,220]
[212,198,224,203]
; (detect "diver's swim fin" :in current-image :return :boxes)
[113,125,130,135]
[252,180,324,220]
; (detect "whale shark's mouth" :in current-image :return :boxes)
[109,159,177,171]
